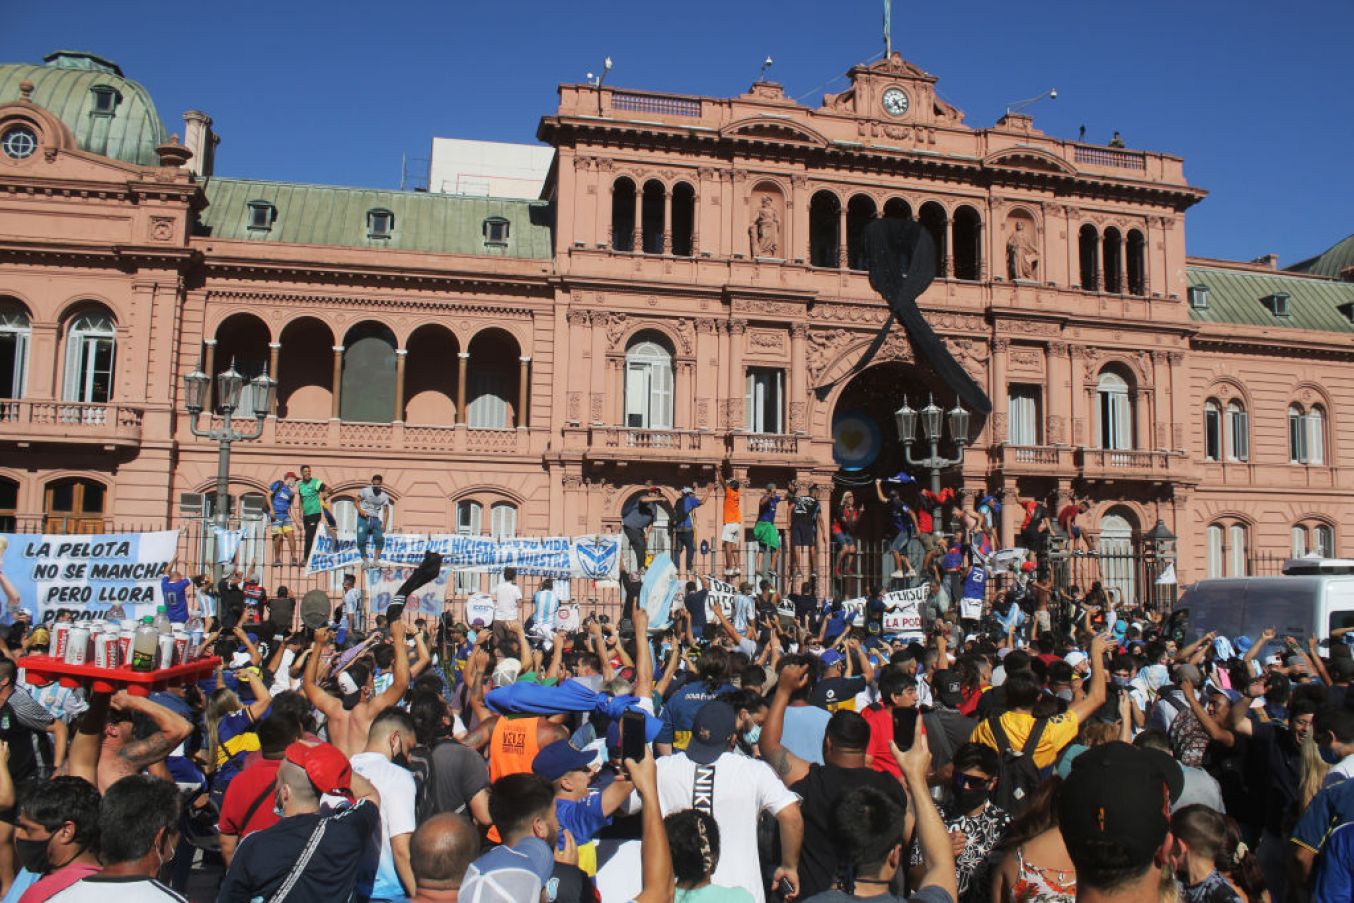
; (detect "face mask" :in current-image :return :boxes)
[1055,689,1074,702]
[14,837,50,875]
[1112,675,1132,688]
[742,725,762,746]
[391,738,410,770]
[466,630,477,645]
[274,787,287,818]
[1321,743,1343,766]
[952,786,990,813]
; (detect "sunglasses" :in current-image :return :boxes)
[953,773,990,791]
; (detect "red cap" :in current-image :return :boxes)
[285,471,299,480]
[284,741,354,801]
[1021,561,1037,573]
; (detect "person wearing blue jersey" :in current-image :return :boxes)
[671,484,710,579]
[267,472,300,567]
[529,578,560,633]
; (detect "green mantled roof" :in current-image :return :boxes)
[0,51,168,166]
[1287,234,1354,280]
[1187,264,1354,333]
[197,177,554,258]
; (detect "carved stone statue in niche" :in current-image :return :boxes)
[749,195,781,257]
[1006,220,1039,281]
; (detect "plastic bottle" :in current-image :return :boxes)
[153,606,172,635]
[130,617,159,672]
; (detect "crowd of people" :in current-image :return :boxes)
[3,485,1354,903]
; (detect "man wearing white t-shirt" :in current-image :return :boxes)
[492,567,523,647]
[350,708,419,902]
[654,700,803,903]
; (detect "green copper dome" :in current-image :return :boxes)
[0,51,168,166]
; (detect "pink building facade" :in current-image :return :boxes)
[1,50,1352,597]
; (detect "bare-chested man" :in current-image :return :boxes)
[63,690,194,793]
[303,619,410,757]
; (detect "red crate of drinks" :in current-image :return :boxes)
[16,655,222,696]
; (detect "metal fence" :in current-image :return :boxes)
[0,515,1298,627]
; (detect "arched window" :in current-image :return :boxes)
[641,181,665,254]
[919,202,948,276]
[1203,400,1221,461]
[63,309,116,404]
[0,477,16,532]
[1228,524,1248,577]
[1308,406,1326,465]
[670,182,695,257]
[1097,370,1133,450]
[340,322,396,423]
[1103,228,1123,293]
[624,336,674,430]
[1208,524,1225,578]
[0,300,30,400]
[882,197,912,220]
[1079,225,1099,291]
[1289,404,1306,463]
[1316,524,1336,558]
[455,500,483,593]
[845,195,876,271]
[466,330,520,429]
[952,206,981,281]
[1226,401,1248,461]
[44,477,105,534]
[611,178,636,252]
[490,502,517,540]
[1098,509,1137,604]
[808,191,840,268]
[1127,229,1146,295]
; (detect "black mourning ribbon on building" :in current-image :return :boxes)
[813,218,992,416]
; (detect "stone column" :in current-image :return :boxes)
[393,348,407,423]
[991,338,1009,444]
[727,319,747,430]
[1047,342,1070,446]
[1118,249,1129,297]
[1067,345,1084,447]
[456,352,469,425]
[1133,389,1150,451]
[838,204,849,269]
[1001,485,1020,548]
[202,339,217,410]
[939,218,951,278]
[789,324,807,432]
[1168,351,1186,452]
[267,342,281,415]
[662,189,672,254]
[517,356,530,429]
[330,345,343,419]
[632,188,642,252]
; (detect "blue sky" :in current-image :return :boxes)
[5,0,1351,264]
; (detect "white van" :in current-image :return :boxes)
[1174,559,1354,655]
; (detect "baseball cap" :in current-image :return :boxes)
[682,486,694,494]
[821,649,845,668]
[685,701,736,765]
[930,669,964,708]
[284,471,299,479]
[1064,651,1088,669]
[1058,742,1183,867]
[532,740,596,782]
[1233,635,1254,654]
[461,837,555,903]
[284,741,354,802]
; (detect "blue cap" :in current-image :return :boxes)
[532,740,595,782]
[821,649,845,668]
[685,701,736,765]
[1233,635,1253,654]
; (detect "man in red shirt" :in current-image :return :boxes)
[861,669,919,778]
[219,713,302,864]
[1057,499,1091,555]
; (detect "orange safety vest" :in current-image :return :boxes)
[488,716,543,783]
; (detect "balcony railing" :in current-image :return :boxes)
[203,418,528,456]
[731,432,802,459]
[0,401,142,448]
[1078,447,1174,478]
[1073,145,1147,171]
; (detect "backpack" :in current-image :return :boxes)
[412,740,458,824]
[987,715,1049,817]
[1160,689,1210,768]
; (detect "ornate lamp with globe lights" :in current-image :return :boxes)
[894,395,969,536]
[183,360,276,577]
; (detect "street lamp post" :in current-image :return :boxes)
[1145,518,1177,611]
[894,396,970,537]
[183,360,276,579]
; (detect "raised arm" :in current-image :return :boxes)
[1181,678,1234,747]
[632,608,654,700]
[237,669,273,721]
[232,626,262,666]
[894,730,958,901]
[370,620,411,710]
[410,629,432,679]
[588,621,615,683]
[302,628,343,719]
[112,691,194,770]
[875,478,888,504]
[710,603,744,647]
[1244,627,1276,667]
[1066,635,1109,724]
[654,642,681,698]
[62,692,109,785]
[628,749,674,903]
[762,663,812,786]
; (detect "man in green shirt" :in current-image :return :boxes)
[297,464,330,559]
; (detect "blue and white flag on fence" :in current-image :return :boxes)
[305,524,621,581]
[213,527,245,565]
[0,530,180,624]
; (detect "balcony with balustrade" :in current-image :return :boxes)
[0,401,143,449]
[581,426,716,466]
[1076,447,1182,483]
[193,416,534,457]
[989,444,1075,477]
[729,432,806,465]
